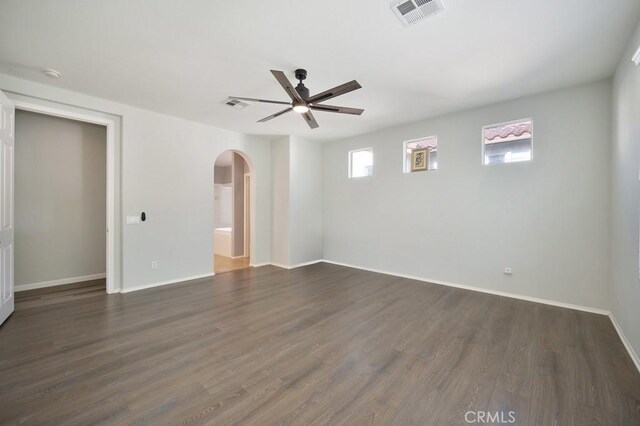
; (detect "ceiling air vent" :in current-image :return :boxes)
[392,0,444,27]
[224,98,249,109]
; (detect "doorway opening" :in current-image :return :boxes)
[214,150,253,274]
[13,109,108,297]
[8,95,118,296]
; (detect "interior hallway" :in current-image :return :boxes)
[214,255,250,274]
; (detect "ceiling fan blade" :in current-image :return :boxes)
[230,96,291,106]
[310,104,364,115]
[257,107,293,123]
[308,80,362,104]
[270,70,304,103]
[301,111,319,129]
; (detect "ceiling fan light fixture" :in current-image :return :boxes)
[293,103,309,114]
[229,69,363,129]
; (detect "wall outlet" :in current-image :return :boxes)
[504,267,512,275]
[151,261,158,270]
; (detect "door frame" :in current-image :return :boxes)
[243,172,251,258]
[10,98,118,294]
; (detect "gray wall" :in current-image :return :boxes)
[15,110,106,286]
[323,80,612,310]
[271,137,290,265]
[611,21,640,361]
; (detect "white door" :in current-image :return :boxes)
[0,90,14,326]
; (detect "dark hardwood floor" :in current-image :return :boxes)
[0,263,638,425]
[14,279,106,309]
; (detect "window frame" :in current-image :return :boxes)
[348,147,374,179]
[403,136,438,174]
[481,118,534,166]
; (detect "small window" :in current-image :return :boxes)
[483,119,532,165]
[404,136,437,173]
[349,148,373,178]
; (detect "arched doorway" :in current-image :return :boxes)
[213,150,253,274]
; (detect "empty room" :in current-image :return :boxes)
[0,1,640,424]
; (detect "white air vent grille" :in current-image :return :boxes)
[392,0,444,27]
[224,98,249,109]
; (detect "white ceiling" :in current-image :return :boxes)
[0,0,639,141]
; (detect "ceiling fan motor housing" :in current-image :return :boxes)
[295,83,310,100]
[295,69,310,100]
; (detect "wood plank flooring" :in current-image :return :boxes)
[14,279,106,309]
[0,263,638,425]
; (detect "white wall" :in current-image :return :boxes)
[15,110,106,287]
[611,22,640,360]
[289,136,323,265]
[270,136,323,266]
[323,80,612,310]
[0,73,272,291]
[213,186,232,229]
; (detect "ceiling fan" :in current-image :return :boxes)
[229,69,363,129]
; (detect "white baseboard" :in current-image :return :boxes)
[250,262,270,267]
[121,273,215,294]
[321,259,609,316]
[608,313,640,374]
[270,260,323,270]
[15,273,107,292]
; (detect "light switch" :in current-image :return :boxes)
[126,216,141,225]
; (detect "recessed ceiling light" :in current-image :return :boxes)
[42,68,62,79]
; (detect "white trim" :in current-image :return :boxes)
[348,147,374,179]
[249,262,270,267]
[10,97,119,294]
[269,260,323,270]
[243,172,251,258]
[270,263,292,269]
[15,273,107,292]
[321,259,609,315]
[120,273,215,294]
[608,313,640,373]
